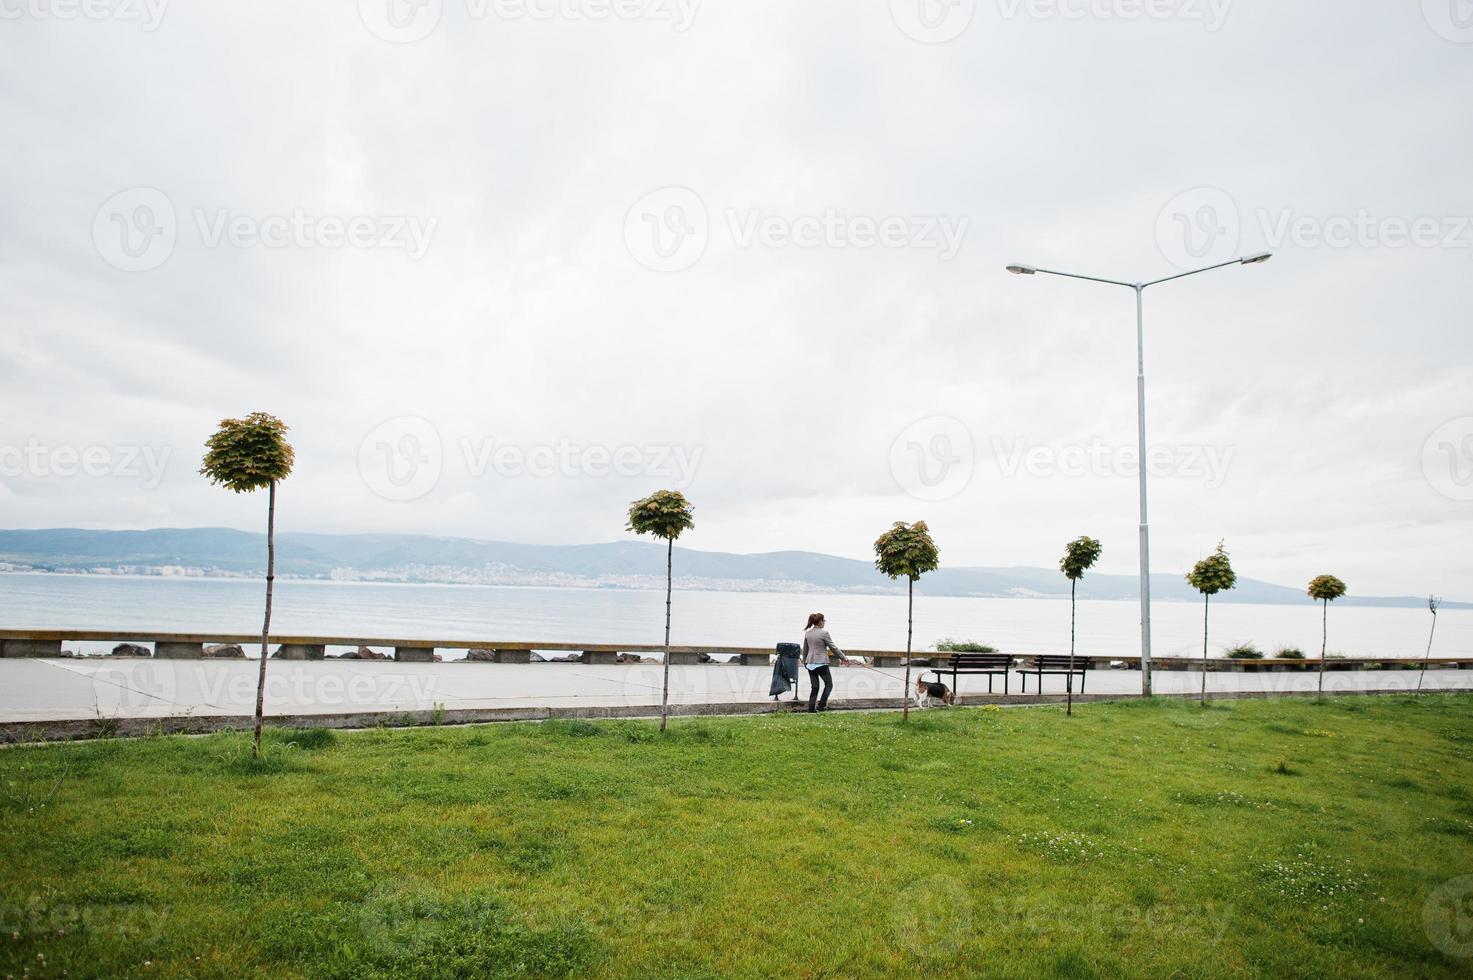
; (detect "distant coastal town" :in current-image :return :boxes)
[0,561,860,594]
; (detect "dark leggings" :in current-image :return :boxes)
[807,665,833,710]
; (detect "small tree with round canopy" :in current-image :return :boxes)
[1307,574,1347,695]
[1059,536,1102,717]
[200,412,295,758]
[873,520,940,723]
[1186,541,1236,706]
[626,489,694,732]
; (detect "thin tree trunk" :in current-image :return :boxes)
[252,480,276,758]
[1318,598,1327,696]
[1067,579,1076,716]
[1200,592,1209,706]
[902,577,913,722]
[1419,610,1438,692]
[660,537,672,732]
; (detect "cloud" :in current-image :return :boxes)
[0,0,1469,596]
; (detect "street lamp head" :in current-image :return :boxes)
[1239,252,1273,265]
[1006,264,1037,275]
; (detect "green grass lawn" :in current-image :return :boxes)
[3,695,1473,978]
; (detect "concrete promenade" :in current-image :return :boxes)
[1,657,1468,739]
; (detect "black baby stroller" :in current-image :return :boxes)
[769,642,801,701]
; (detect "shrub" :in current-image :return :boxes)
[1275,648,1305,660]
[935,639,996,653]
[1226,645,1264,660]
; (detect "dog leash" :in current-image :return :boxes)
[834,656,918,685]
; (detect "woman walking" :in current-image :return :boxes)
[800,612,843,713]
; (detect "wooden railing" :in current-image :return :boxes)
[0,629,901,665]
[1,630,1469,671]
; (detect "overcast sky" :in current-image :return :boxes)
[1,0,1470,596]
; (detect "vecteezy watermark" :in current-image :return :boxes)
[891,875,972,955]
[0,0,168,30]
[623,187,709,273]
[80,658,438,715]
[88,661,179,713]
[1424,875,1473,958]
[726,209,968,260]
[357,416,704,502]
[92,187,177,273]
[995,0,1232,30]
[92,187,438,271]
[193,209,436,259]
[357,0,699,43]
[1257,209,1473,252]
[358,0,443,42]
[359,416,444,503]
[990,437,1235,489]
[983,896,1234,943]
[198,668,439,709]
[1155,186,1242,269]
[890,416,976,502]
[624,187,969,272]
[355,882,470,957]
[890,0,975,43]
[460,437,703,483]
[1422,0,1473,43]
[1422,417,1473,503]
[0,439,171,489]
[1156,186,1473,270]
[0,896,170,941]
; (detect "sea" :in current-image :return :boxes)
[0,573,1464,660]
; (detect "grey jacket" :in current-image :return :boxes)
[800,627,843,667]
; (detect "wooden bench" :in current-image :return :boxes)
[1016,655,1090,693]
[930,652,1016,696]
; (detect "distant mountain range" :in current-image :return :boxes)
[0,527,1460,609]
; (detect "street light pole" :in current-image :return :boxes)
[1006,252,1272,696]
[1134,282,1150,695]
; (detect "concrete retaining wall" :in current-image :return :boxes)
[0,639,63,658]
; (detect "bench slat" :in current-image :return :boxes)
[942,653,1013,669]
[1021,655,1092,670]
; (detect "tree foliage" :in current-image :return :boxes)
[1059,535,1101,716]
[200,412,295,492]
[874,521,939,724]
[1308,574,1347,697]
[626,490,695,542]
[1307,574,1347,602]
[200,411,293,760]
[625,489,694,733]
[1186,541,1237,596]
[873,521,940,581]
[1187,541,1236,705]
[1060,536,1102,581]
